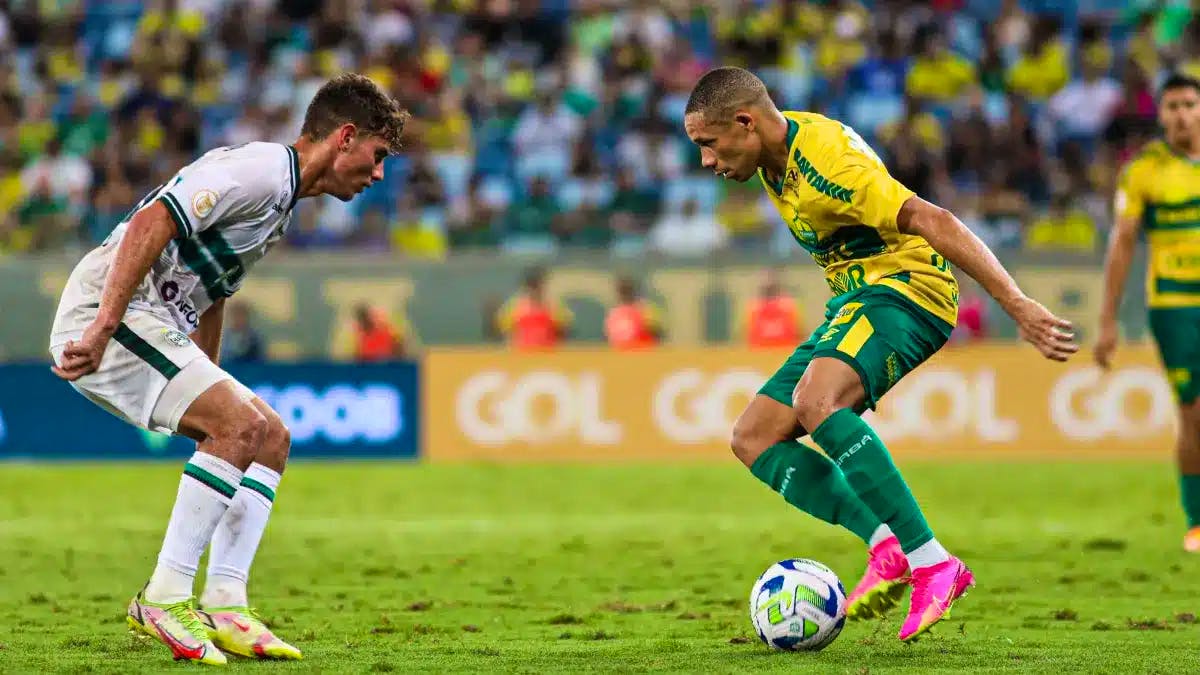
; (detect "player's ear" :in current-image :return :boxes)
[734,111,754,131]
[337,124,358,153]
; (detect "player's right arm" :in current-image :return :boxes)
[1095,165,1145,369]
[52,202,176,381]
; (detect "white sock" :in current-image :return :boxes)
[201,463,281,608]
[145,452,243,604]
[905,538,951,570]
[868,524,894,549]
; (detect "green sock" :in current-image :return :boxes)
[1181,475,1200,527]
[812,408,934,553]
[749,440,883,544]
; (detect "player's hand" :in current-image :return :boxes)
[1008,296,1078,362]
[1093,315,1118,370]
[52,321,114,381]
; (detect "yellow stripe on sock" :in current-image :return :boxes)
[837,316,874,358]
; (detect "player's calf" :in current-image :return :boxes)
[734,394,885,546]
[202,396,292,617]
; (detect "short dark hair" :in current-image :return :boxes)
[1159,72,1200,98]
[301,73,409,152]
[684,67,771,121]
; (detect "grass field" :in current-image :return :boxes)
[0,460,1197,674]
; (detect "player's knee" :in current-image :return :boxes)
[220,407,268,465]
[730,419,767,468]
[269,418,291,455]
[1183,398,1200,433]
[791,384,838,431]
[1186,396,1200,415]
[259,413,292,470]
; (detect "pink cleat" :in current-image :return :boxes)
[1184,526,1200,553]
[845,536,910,620]
[898,556,975,642]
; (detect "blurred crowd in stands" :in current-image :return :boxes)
[0,0,1189,259]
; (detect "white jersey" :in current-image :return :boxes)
[52,141,299,336]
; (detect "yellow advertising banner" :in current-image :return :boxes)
[423,344,1176,462]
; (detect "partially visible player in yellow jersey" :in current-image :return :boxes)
[683,67,1076,643]
[1097,73,1200,552]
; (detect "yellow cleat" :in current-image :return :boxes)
[127,592,227,665]
[198,607,303,660]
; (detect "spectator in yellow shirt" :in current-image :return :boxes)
[814,3,868,80]
[877,97,945,155]
[391,195,448,260]
[906,28,977,104]
[424,92,472,154]
[1007,18,1070,101]
[1025,192,1098,253]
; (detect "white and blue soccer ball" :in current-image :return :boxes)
[749,558,847,652]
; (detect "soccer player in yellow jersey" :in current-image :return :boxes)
[683,67,1077,641]
[1097,73,1200,552]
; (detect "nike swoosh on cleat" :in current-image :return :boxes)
[152,622,203,660]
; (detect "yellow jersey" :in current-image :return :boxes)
[1116,140,1200,308]
[759,111,958,326]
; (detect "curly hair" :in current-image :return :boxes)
[301,73,410,152]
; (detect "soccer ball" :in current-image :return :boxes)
[749,558,847,651]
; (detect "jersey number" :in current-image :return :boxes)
[840,123,883,166]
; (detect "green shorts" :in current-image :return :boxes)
[758,285,954,411]
[1149,307,1200,403]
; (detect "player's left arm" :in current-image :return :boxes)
[829,125,1076,361]
[192,297,226,365]
[896,196,1077,361]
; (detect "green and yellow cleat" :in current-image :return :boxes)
[198,607,303,660]
[127,591,227,665]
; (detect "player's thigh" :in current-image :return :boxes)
[755,319,826,411]
[800,288,952,417]
[733,324,826,466]
[1149,308,1200,405]
[49,310,210,433]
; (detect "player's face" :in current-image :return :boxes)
[1160,87,1200,147]
[329,133,390,201]
[684,111,762,182]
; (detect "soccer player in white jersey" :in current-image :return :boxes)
[48,73,408,665]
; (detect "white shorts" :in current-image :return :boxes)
[49,308,236,434]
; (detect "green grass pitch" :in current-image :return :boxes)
[0,460,1197,673]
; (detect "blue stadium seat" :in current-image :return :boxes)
[846,93,903,136]
[432,153,472,202]
[664,177,719,214]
